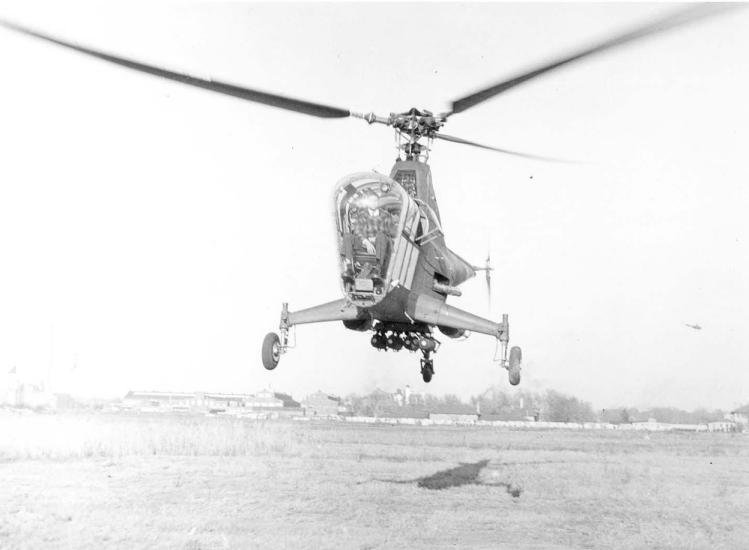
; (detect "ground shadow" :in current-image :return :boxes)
[416,459,490,490]
[369,459,522,497]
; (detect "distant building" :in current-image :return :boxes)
[429,411,479,424]
[52,393,80,410]
[266,391,301,408]
[377,405,430,420]
[707,421,737,433]
[303,391,347,417]
[392,389,406,407]
[631,418,666,431]
[391,385,424,407]
[1,367,52,408]
[480,412,538,422]
[121,390,302,416]
[727,405,749,426]
[428,403,479,424]
[123,391,199,410]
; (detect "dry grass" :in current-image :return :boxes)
[0,410,301,459]
[1,411,748,550]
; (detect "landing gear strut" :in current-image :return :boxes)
[417,335,439,383]
[495,314,522,385]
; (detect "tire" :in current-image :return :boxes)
[508,370,521,386]
[508,346,521,386]
[421,362,434,383]
[262,333,281,370]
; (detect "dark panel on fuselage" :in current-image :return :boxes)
[390,160,441,223]
[366,285,414,323]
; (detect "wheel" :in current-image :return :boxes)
[421,360,434,383]
[262,333,281,370]
[421,368,433,383]
[508,346,521,386]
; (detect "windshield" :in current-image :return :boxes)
[334,174,417,305]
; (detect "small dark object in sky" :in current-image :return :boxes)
[685,323,702,330]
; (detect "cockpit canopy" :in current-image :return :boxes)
[334,172,421,306]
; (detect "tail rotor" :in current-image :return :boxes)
[485,253,493,309]
[473,251,494,312]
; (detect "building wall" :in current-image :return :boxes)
[708,421,737,432]
[304,392,341,417]
[429,413,479,424]
[122,391,292,413]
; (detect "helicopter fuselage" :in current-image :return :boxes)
[273,157,511,382]
[328,159,500,339]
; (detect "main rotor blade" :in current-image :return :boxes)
[434,133,571,163]
[0,19,351,119]
[450,4,736,115]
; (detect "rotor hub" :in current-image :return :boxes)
[389,108,446,160]
[390,108,445,139]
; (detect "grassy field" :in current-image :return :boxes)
[1,411,748,549]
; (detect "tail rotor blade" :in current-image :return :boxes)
[485,253,492,312]
[474,252,493,312]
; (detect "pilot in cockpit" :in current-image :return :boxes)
[343,199,400,282]
[361,223,377,255]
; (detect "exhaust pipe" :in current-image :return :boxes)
[433,282,462,297]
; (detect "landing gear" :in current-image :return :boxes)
[507,346,522,386]
[418,336,438,353]
[369,322,440,383]
[420,355,434,383]
[418,336,438,383]
[262,332,281,370]
[493,313,521,385]
[262,303,292,370]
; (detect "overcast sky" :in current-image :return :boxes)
[1,2,747,410]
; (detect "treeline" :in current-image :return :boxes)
[598,406,726,425]
[347,391,469,418]
[345,386,731,424]
[471,388,596,423]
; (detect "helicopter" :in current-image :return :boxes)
[0,4,735,385]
